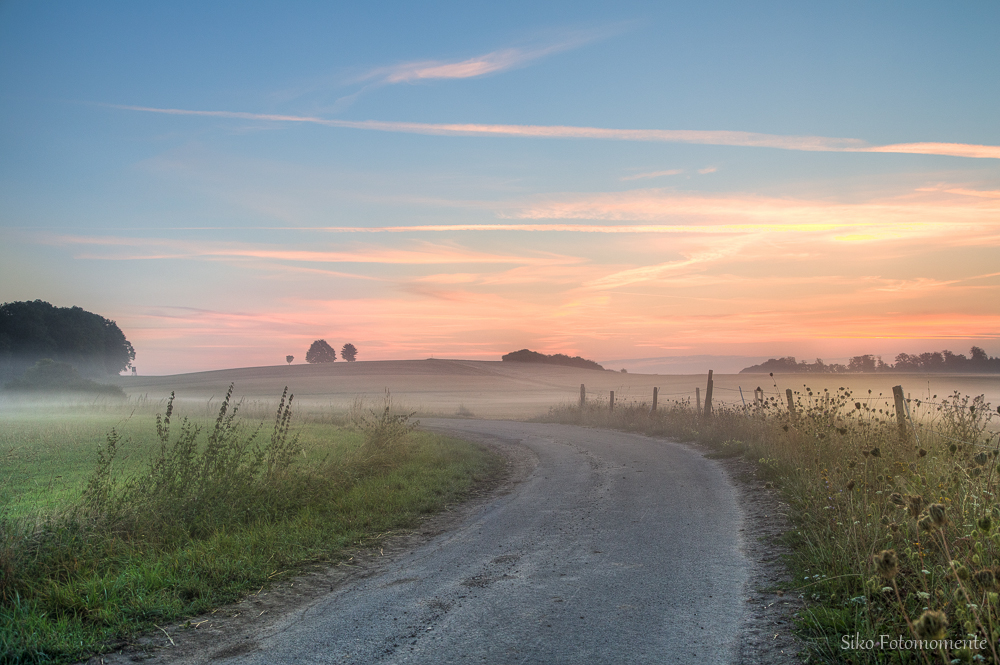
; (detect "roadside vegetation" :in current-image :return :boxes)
[542,384,1000,663]
[0,387,501,663]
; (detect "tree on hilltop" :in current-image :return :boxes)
[286,355,294,365]
[341,343,357,362]
[305,340,337,363]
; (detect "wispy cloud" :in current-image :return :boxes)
[43,234,584,266]
[358,42,582,85]
[108,104,1000,159]
[620,169,683,181]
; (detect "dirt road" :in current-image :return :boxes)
[189,419,750,664]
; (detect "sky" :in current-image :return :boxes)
[1,1,998,375]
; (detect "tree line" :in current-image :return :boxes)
[501,349,606,371]
[0,300,135,381]
[740,347,1000,374]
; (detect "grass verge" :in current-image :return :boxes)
[0,388,502,663]
[540,386,1000,664]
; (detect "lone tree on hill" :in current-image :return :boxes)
[305,339,337,363]
[341,343,357,362]
[285,355,294,365]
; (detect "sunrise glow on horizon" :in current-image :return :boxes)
[2,2,998,374]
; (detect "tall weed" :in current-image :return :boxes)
[543,386,1000,663]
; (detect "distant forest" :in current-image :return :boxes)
[0,300,135,381]
[501,349,606,371]
[740,347,1000,374]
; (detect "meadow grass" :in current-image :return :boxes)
[541,385,1000,664]
[0,388,501,664]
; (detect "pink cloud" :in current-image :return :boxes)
[109,105,1000,159]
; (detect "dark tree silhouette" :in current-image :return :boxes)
[501,349,605,371]
[341,343,357,362]
[286,355,294,365]
[742,346,1000,373]
[305,340,337,363]
[0,300,135,381]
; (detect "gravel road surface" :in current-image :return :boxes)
[208,419,750,664]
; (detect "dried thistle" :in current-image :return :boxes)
[913,609,948,641]
[873,549,898,580]
[928,503,948,528]
[918,514,934,531]
[889,492,905,506]
[973,569,997,589]
[907,495,925,518]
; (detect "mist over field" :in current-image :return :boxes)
[2,3,999,663]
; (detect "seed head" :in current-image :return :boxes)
[974,569,997,589]
[918,448,927,457]
[979,516,992,533]
[890,492,905,506]
[870,448,881,458]
[914,610,948,641]
[974,452,989,466]
[873,549,898,580]
[846,480,855,491]
[928,503,948,528]
[907,495,925,518]
[918,514,934,531]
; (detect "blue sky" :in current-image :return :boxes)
[2,1,998,373]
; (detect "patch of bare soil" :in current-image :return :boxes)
[705,449,808,664]
[81,436,537,665]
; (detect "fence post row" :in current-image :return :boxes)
[703,370,714,419]
[754,387,764,407]
[651,386,658,413]
[610,390,615,412]
[892,385,907,444]
[696,387,701,414]
[580,384,586,409]
[786,389,795,418]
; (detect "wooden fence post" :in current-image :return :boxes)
[754,387,764,407]
[703,370,714,418]
[786,389,795,418]
[696,387,701,414]
[892,385,908,444]
[610,390,615,412]
[579,384,586,409]
[651,386,658,413]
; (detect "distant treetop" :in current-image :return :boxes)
[739,348,1000,374]
[0,300,135,381]
[501,349,605,371]
[341,343,358,362]
[305,339,337,363]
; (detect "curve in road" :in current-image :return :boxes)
[217,419,749,664]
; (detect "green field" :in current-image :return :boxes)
[0,388,502,663]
